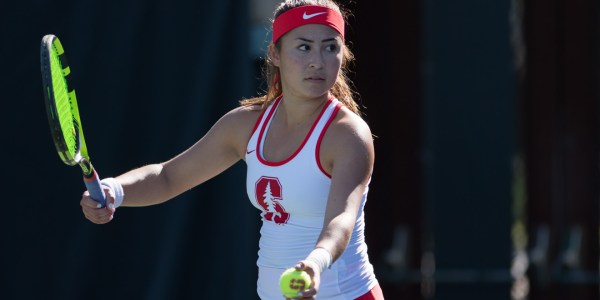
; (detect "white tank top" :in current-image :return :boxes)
[245,96,378,299]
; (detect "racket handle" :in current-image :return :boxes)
[84,169,107,207]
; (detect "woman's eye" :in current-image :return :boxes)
[326,44,338,52]
[298,44,310,51]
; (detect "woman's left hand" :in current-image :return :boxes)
[285,260,321,300]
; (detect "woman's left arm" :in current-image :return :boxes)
[290,111,374,299]
[316,112,374,261]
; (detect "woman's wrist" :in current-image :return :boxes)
[100,177,124,208]
[305,247,332,274]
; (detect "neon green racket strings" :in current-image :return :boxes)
[49,42,77,158]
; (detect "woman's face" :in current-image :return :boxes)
[272,24,343,100]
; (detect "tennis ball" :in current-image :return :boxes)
[279,267,312,298]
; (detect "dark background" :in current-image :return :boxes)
[2,0,598,299]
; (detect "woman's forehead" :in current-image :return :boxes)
[284,24,342,41]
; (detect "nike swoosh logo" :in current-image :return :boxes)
[303,11,327,20]
[246,149,255,154]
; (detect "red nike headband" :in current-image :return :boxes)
[272,5,345,44]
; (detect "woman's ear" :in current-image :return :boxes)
[269,44,281,67]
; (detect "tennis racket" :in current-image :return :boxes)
[40,34,106,207]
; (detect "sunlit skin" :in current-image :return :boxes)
[80,23,374,300]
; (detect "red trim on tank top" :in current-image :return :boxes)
[256,96,333,167]
[354,284,384,300]
[248,97,277,137]
[316,102,342,178]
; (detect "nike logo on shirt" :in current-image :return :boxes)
[246,149,256,154]
[303,11,327,20]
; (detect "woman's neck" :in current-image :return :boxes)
[277,94,329,128]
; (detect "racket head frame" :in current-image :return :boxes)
[40,34,90,170]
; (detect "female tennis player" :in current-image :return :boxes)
[80,0,383,299]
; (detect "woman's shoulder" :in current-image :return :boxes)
[221,104,263,126]
[329,105,372,143]
[320,105,373,159]
[319,104,374,173]
[212,103,265,153]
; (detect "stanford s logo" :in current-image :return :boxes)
[255,176,290,224]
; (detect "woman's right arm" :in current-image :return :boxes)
[80,105,260,223]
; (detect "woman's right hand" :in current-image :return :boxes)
[80,187,116,224]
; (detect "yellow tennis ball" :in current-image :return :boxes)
[279,267,312,298]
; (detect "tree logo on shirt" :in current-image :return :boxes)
[255,176,290,224]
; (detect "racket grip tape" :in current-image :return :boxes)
[83,169,107,207]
